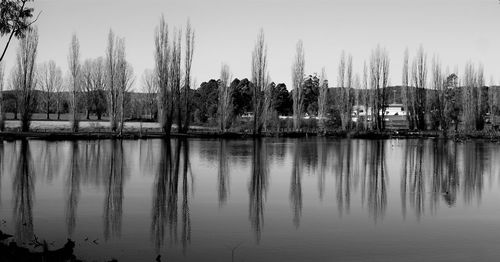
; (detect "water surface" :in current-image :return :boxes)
[0,138,499,261]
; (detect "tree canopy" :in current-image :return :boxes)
[0,0,37,62]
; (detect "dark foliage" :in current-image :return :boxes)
[192,79,218,123]
[0,0,36,62]
[302,74,319,116]
[274,83,292,116]
[231,78,253,117]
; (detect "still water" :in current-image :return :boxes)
[0,138,499,261]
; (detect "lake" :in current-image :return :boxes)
[0,138,499,261]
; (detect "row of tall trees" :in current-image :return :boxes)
[105,30,134,134]
[154,16,195,135]
[2,12,498,134]
[0,28,135,132]
[202,41,498,134]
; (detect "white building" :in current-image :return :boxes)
[351,104,406,122]
[384,104,406,116]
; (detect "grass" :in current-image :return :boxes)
[2,114,500,141]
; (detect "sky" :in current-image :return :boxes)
[1,0,500,90]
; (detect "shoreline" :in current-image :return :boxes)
[1,129,499,141]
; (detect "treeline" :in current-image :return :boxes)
[1,13,499,135]
[193,42,500,134]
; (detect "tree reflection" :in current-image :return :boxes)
[290,140,302,228]
[428,140,462,212]
[151,139,192,252]
[249,138,268,242]
[361,141,368,208]
[317,138,327,201]
[180,139,192,254]
[0,141,3,206]
[402,140,425,219]
[442,142,459,206]
[13,140,34,243]
[218,139,229,206]
[66,141,80,236]
[269,138,287,164]
[82,141,106,186]
[336,140,352,216]
[3,137,496,250]
[366,140,387,222]
[400,139,471,219]
[429,140,444,212]
[139,139,157,177]
[103,140,125,241]
[400,140,409,219]
[462,141,484,204]
[38,142,58,183]
[151,139,171,250]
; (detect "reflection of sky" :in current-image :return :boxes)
[2,0,500,90]
[0,138,499,261]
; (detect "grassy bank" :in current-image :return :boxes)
[2,119,500,141]
[0,128,494,141]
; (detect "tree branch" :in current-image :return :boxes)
[0,30,16,63]
[0,1,39,63]
[27,11,42,27]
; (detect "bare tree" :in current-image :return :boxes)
[430,55,445,130]
[251,28,268,135]
[262,77,275,132]
[462,62,485,131]
[369,45,390,131]
[218,63,232,132]
[338,52,353,130]
[380,50,390,130]
[410,45,427,130]
[181,19,195,133]
[346,55,353,127]
[141,69,158,120]
[317,67,328,132]
[17,27,38,132]
[488,77,496,124]
[106,30,120,132]
[363,61,369,130]
[9,66,21,120]
[462,62,476,131]
[353,74,361,129]
[292,40,305,131]
[0,61,4,130]
[53,66,64,120]
[115,39,135,135]
[401,48,414,129]
[476,64,485,129]
[68,34,81,132]
[338,52,346,129]
[81,59,94,120]
[155,15,172,135]
[120,63,134,134]
[171,29,182,133]
[37,60,62,120]
[90,57,106,120]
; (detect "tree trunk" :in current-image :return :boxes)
[47,96,50,120]
[14,100,18,120]
[119,95,124,135]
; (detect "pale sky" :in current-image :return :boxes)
[2,0,500,90]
